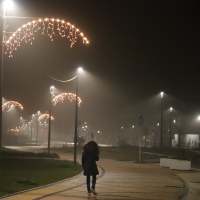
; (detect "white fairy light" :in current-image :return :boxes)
[52,92,82,107]
[38,113,54,122]
[2,100,23,112]
[4,17,90,57]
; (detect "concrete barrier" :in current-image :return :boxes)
[169,159,191,170]
[160,158,191,170]
[160,158,173,167]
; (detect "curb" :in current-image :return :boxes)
[0,171,83,199]
[0,165,105,200]
[34,165,105,200]
[177,175,189,200]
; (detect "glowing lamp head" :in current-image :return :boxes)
[197,115,200,121]
[50,85,55,91]
[170,107,173,112]
[3,0,15,11]
[77,67,83,74]
[160,91,164,99]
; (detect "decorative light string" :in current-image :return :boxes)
[7,128,20,133]
[4,17,90,57]
[48,74,77,83]
[38,113,54,122]
[2,100,24,112]
[52,92,82,107]
[7,127,26,136]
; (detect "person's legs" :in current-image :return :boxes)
[86,175,91,193]
[90,175,97,195]
[91,175,96,190]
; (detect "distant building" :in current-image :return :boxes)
[173,133,199,148]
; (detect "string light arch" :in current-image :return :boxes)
[52,92,82,107]
[2,100,24,112]
[4,17,90,57]
[38,113,54,122]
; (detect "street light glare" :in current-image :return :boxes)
[3,0,14,11]
[50,85,55,90]
[160,91,164,99]
[197,115,200,121]
[78,67,83,73]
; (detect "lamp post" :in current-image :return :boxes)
[28,121,31,144]
[0,1,8,149]
[97,130,101,144]
[0,0,16,150]
[139,115,143,163]
[131,125,135,146]
[74,67,82,165]
[160,91,164,152]
[48,85,54,154]
[82,122,88,142]
[36,110,41,145]
[197,115,200,148]
[155,122,160,148]
[30,114,35,144]
[169,107,173,148]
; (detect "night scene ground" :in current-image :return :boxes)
[0,0,200,200]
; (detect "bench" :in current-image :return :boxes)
[160,158,191,170]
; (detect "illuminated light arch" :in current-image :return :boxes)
[38,113,54,122]
[8,128,20,133]
[52,92,82,107]
[4,17,90,57]
[2,101,24,112]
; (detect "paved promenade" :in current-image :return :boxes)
[1,151,200,200]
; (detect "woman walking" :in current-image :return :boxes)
[81,141,99,195]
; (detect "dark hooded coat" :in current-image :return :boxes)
[81,141,99,176]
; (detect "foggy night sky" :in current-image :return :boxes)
[2,0,200,134]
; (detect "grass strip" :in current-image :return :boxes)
[0,157,82,197]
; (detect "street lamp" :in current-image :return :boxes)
[48,85,54,154]
[169,107,174,148]
[197,115,200,147]
[0,0,15,150]
[131,125,134,146]
[36,110,41,145]
[2,0,14,11]
[138,115,143,162]
[97,130,100,143]
[160,91,164,151]
[82,122,88,142]
[74,67,83,165]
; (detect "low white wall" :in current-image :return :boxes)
[160,158,191,170]
[170,160,191,170]
[160,158,173,167]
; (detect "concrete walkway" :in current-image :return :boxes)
[3,150,197,200]
[176,169,200,200]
